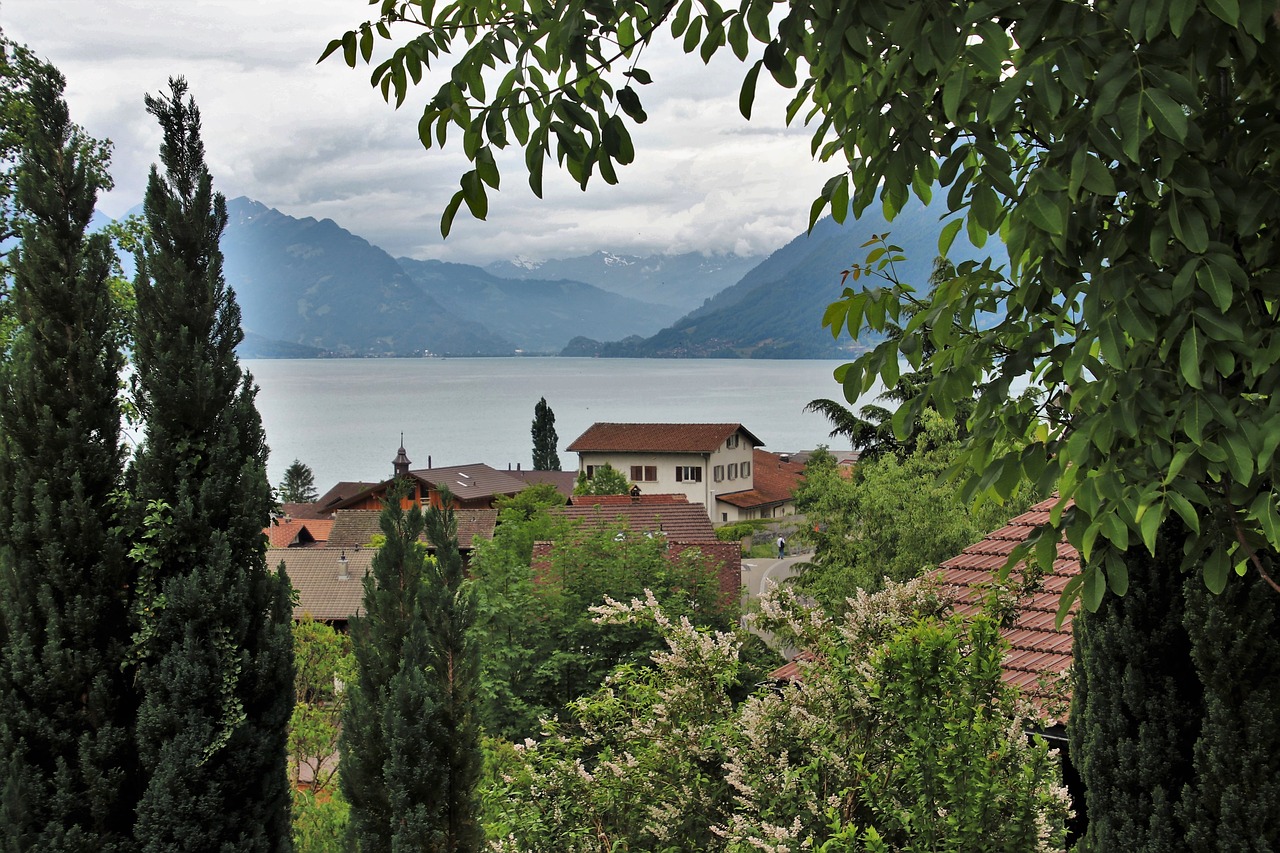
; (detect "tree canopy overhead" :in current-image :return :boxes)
[327,0,1280,610]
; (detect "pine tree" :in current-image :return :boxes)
[278,459,318,504]
[1070,533,1202,851]
[128,78,293,852]
[531,396,560,471]
[0,62,137,852]
[420,495,482,852]
[342,486,482,853]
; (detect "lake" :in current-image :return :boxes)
[244,357,865,491]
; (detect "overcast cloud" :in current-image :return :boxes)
[4,0,836,265]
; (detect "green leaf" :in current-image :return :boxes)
[460,170,488,219]
[942,70,967,122]
[1024,193,1065,236]
[1196,263,1232,311]
[1203,546,1230,594]
[1167,492,1201,535]
[739,61,762,119]
[1082,563,1106,611]
[1204,0,1240,25]
[1105,550,1129,596]
[1170,197,1209,253]
[1225,432,1255,484]
[440,190,465,237]
[1116,93,1143,163]
[1137,499,1163,554]
[938,219,963,257]
[1169,0,1196,34]
[1179,324,1204,390]
[1142,89,1188,142]
[602,116,635,165]
[763,41,796,88]
[617,87,648,123]
[1250,493,1280,548]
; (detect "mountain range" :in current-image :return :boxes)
[213,195,1006,359]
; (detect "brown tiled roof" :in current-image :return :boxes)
[567,423,764,453]
[937,497,1079,718]
[326,511,384,550]
[279,502,330,520]
[270,548,373,622]
[324,508,495,551]
[413,464,527,502]
[316,482,380,510]
[264,518,334,548]
[552,498,717,541]
[453,509,498,549]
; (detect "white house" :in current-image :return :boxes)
[567,422,798,523]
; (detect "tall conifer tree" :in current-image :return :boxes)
[530,397,560,471]
[342,486,481,853]
[420,496,482,852]
[128,77,293,852]
[1070,533,1202,850]
[0,62,137,852]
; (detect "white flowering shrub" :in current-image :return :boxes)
[483,581,1069,852]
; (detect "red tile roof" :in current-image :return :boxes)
[552,498,717,541]
[567,423,764,453]
[937,497,1079,719]
[265,518,335,548]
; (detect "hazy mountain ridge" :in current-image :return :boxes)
[570,197,1010,359]
[221,198,511,356]
[396,258,675,354]
[485,249,765,314]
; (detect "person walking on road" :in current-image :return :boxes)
[777,535,786,559]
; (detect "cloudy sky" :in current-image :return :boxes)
[3,0,837,265]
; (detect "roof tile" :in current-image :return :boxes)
[567,423,764,453]
[937,497,1079,721]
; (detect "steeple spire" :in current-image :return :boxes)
[393,433,411,478]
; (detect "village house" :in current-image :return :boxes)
[566,422,802,524]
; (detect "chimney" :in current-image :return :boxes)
[337,550,350,581]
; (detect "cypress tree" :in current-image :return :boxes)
[1070,534,1202,852]
[341,486,481,853]
[1179,567,1280,850]
[531,397,560,471]
[341,486,435,853]
[420,495,482,852]
[0,62,136,853]
[128,77,293,852]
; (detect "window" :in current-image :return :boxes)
[726,434,739,449]
[585,465,597,479]
[728,463,739,480]
[742,461,751,477]
[630,465,657,482]
[675,465,702,483]
[713,465,724,482]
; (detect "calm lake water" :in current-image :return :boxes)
[244,357,863,491]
